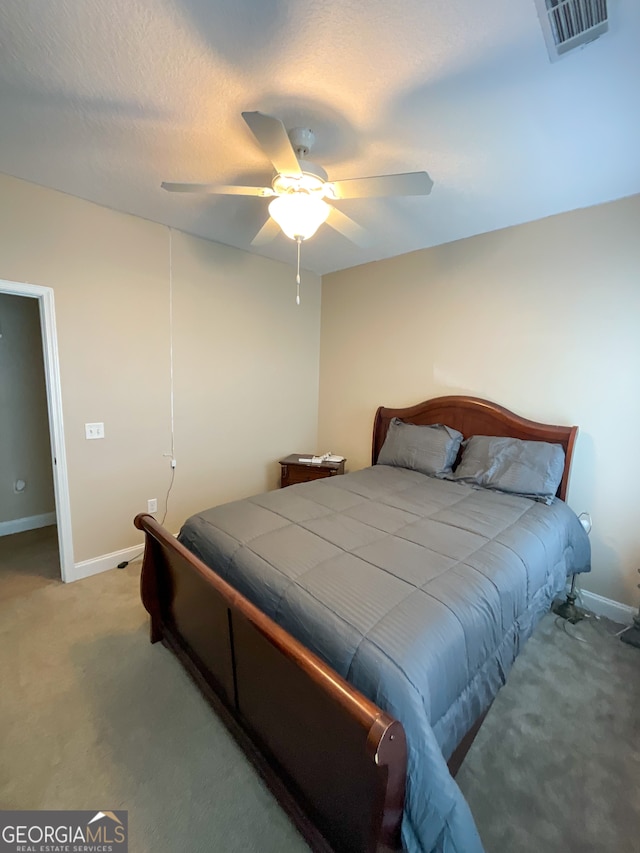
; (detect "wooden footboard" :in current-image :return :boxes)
[135,513,407,853]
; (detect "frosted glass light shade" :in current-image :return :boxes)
[268,193,330,241]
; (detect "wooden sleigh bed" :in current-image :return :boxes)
[135,396,579,853]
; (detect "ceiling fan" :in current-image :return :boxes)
[161,111,433,302]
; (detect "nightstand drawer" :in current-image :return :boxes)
[279,455,346,488]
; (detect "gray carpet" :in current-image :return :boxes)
[457,609,640,853]
[1,527,639,853]
[0,527,307,853]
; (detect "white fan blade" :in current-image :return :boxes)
[161,182,274,196]
[326,206,372,247]
[328,171,433,200]
[251,216,281,246]
[241,111,302,178]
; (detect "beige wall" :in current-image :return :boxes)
[0,293,54,523]
[319,194,640,608]
[0,173,321,564]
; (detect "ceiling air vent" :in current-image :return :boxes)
[534,0,609,61]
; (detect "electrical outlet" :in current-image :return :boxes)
[147,498,158,513]
[578,512,592,534]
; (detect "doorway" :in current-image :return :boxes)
[0,280,73,581]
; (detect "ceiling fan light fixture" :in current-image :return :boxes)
[268,192,330,241]
[162,111,433,255]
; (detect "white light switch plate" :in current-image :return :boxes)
[85,422,105,440]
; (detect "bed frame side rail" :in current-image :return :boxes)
[135,513,407,853]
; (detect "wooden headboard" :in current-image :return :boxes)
[372,395,578,501]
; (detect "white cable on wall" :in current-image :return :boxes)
[161,227,177,527]
[168,226,176,465]
[117,227,177,566]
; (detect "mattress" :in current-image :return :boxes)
[178,464,591,853]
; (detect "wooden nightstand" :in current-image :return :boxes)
[279,454,346,488]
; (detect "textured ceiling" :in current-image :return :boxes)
[0,0,638,275]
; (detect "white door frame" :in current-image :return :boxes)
[0,279,74,581]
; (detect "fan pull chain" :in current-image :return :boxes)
[296,237,302,305]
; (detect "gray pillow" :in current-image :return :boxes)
[377,418,463,477]
[453,435,565,500]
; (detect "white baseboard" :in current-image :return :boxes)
[0,511,56,537]
[576,588,637,625]
[69,542,145,583]
[68,532,179,583]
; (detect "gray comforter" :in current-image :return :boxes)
[178,465,591,853]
